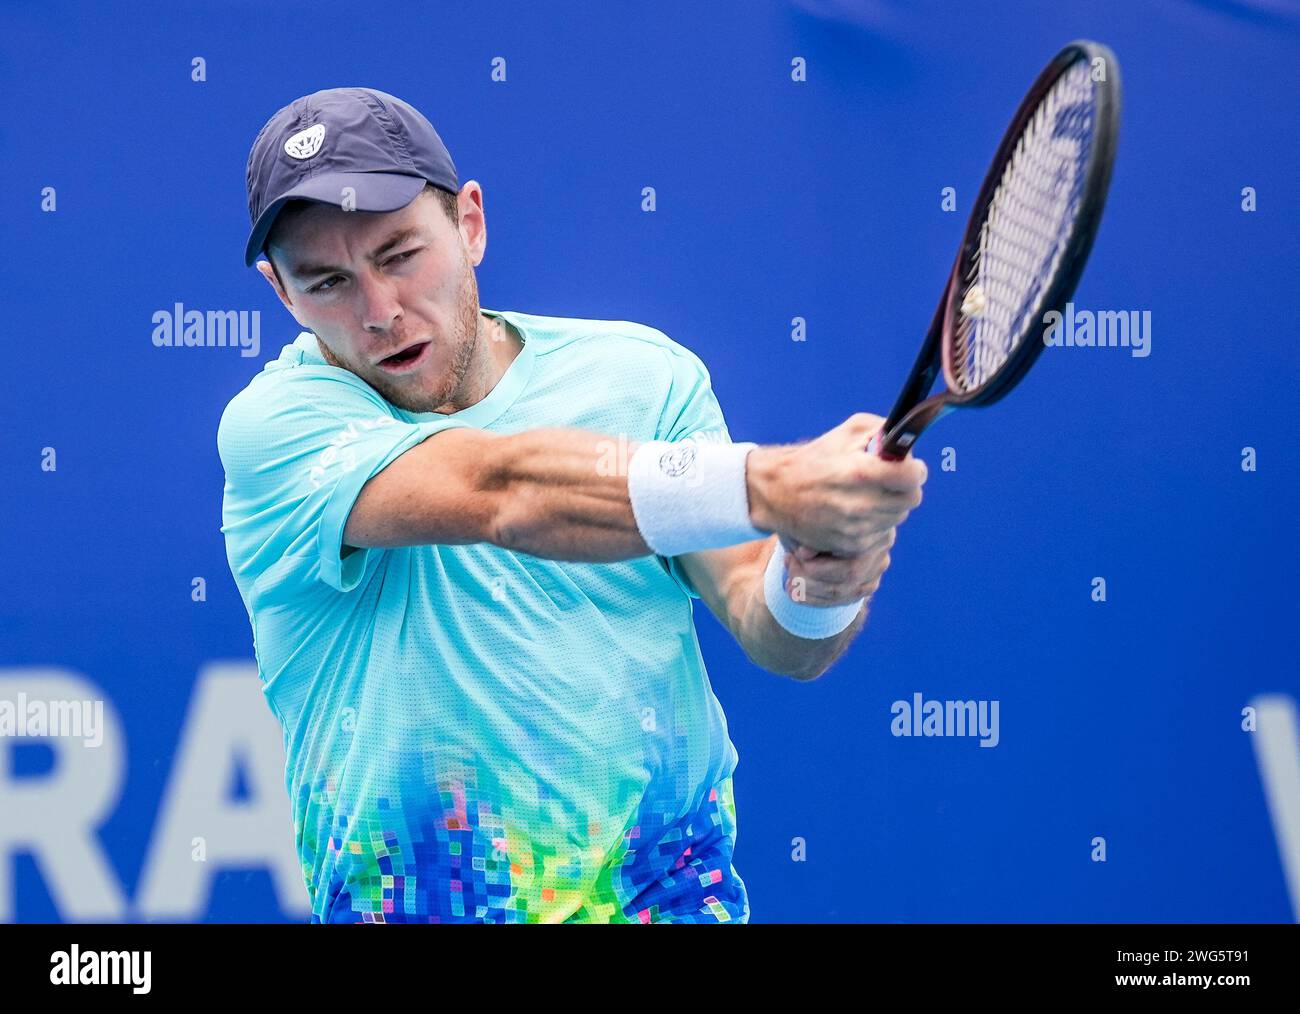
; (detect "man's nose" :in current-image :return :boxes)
[358,270,402,331]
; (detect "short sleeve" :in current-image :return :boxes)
[218,370,471,598]
[652,342,741,599]
[655,344,733,446]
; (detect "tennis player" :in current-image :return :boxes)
[218,87,927,923]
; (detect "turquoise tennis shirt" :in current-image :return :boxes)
[217,308,750,923]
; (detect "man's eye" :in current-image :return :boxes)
[309,275,343,294]
[386,249,420,267]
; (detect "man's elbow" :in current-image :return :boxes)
[785,662,831,682]
[776,641,855,682]
[744,646,830,683]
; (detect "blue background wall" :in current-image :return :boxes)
[2,0,1297,922]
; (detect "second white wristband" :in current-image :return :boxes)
[762,540,865,639]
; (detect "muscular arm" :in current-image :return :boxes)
[676,538,866,682]
[343,426,657,562]
[345,422,903,681]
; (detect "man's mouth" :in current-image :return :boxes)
[377,341,431,374]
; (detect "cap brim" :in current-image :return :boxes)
[244,171,429,267]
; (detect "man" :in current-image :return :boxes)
[219,87,927,923]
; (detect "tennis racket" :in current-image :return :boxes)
[869,39,1122,460]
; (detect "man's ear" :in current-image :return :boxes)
[456,181,488,268]
[256,259,307,327]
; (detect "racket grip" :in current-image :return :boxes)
[868,429,909,462]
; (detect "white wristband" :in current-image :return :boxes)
[762,540,865,639]
[627,438,769,558]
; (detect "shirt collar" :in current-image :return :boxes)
[282,308,534,428]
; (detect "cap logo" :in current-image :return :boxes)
[284,123,326,160]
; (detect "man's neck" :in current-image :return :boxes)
[439,311,521,415]
[483,311,523,378]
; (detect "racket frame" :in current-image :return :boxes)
[876,39,1122,460]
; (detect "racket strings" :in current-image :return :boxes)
[953,59,1097,391]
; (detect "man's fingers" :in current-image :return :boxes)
[868,486,923,513]
[861,453,928,492]
[788,561,887,605]
[819,414,886,457]
[840,413,887,445]
[788,534,893,593]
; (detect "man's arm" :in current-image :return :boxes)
[345,414,922,587]
[348,423,870,678]
[675,538,867,682]
[344,426,655,562]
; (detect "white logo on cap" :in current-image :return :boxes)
[284,123,326,160]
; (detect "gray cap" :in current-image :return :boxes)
[244,87,459,267]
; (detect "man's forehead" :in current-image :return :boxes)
[271,200,432,276]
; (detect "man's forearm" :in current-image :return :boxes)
[733,537,868,681]
[487,427,653,561]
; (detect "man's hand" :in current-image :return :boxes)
[746,412,927,558]
[778,527,896,606]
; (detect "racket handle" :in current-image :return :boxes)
[868,429,909,462]
[872,399,952,460]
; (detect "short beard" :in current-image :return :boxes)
[317,253,484,415]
